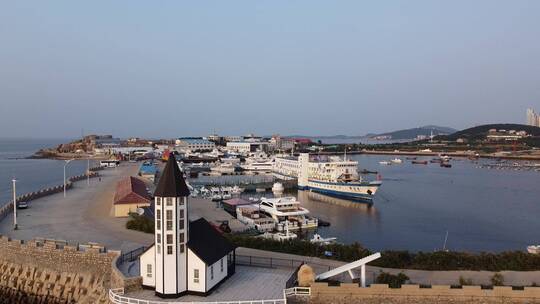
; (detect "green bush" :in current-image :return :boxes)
[126,213,154,234]
[375,272,409,288]
[226,234,540,271]
[490,273,504,286]
[459,276,473,286]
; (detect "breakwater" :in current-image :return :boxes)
[0,167,102,222]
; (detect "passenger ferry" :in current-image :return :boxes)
[274,153,381,202]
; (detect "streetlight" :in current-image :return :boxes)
[87,158,90,187]
[64,159,75,197]
[12,178,17,230]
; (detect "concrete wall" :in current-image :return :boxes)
[0,235,118,304]
[297,282,540,304]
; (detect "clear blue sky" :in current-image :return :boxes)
[1,1,539,138]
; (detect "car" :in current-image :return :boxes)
[17,201,28,209]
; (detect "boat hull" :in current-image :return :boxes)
[299,180,381,202]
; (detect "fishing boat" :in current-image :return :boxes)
[390,158,403,164]
[412,160,428,165]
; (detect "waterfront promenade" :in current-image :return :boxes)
[0,162,153,252]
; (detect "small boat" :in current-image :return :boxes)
[440,162,452,168]
[390,158,403,164]
[412,160,428,165]
[406,157,417,160]
[221,187,233,200]
[210,187,222,201]
[310,234,337,245]
[231,185,244,195]
[527,245,540,254]
[430,158,442,163]
[271,182,284,195]
[379,161,391,165]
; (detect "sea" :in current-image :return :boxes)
[1,138,539,253]
[202,154,540,253]
[0,138,98,205]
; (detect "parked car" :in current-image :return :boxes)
[17,201,28,209]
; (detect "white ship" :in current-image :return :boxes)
[274,153,381,202]
[258,196,318,231]
[527,245,540,254]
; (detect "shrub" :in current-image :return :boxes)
[490,273,504,286]
[459,276,473,286]
[375,272,409,288]
[126,213,154,234]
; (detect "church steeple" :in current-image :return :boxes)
[154,153,190,197]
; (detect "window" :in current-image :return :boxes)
[167,245,173,255]
[180,209,185,219]
[157,233,161,244]
[194,269,199,283]
[147,264,152,278]
[157,245,161,254]
[179,219,185,230]
[166,234,173,244]
[179,198,184,206]
[166,210,173,230]
[179,233,184,243]
[156,209,161,230]
[166,197,172,206]
[210,265,214,280]
[220,258,224,272]
[156,197,161,206]
[180,244,185,253]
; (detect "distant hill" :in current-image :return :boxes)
[371,125,457,140]
[444,124,540,140]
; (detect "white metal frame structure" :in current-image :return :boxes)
[315,252,381,287]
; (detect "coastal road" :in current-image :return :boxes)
[0,163,153,252]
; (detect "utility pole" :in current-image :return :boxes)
[87,158,90,187]
[12,178,17,230]
[64,159,74,197]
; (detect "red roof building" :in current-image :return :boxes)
[113,176,152,217]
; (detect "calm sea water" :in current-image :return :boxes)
[230,155,540,253]
[0,138,98,205]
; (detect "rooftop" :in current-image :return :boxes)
[113,176,151,205]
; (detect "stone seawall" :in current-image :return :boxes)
[292,282,540,304]
[0,236,119,304]
[0,167,102,222]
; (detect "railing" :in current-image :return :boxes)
[236,255,331,272]
[283,287,311,297]
[117,246,148,264]
[109,288,286,304]
[285,262,303,289]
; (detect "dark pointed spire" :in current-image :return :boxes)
[154,153,190,197]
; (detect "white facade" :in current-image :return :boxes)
[226,142,269,153]
[176,139,216,151]
[187,249,206,293]
[154,196,188,295]
[527,108,540,127]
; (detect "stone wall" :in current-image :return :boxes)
[0,236,119,304]
[295,282,540,304]
[0,169,100,222]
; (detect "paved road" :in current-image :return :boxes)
[0,163,153,252]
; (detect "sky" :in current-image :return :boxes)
[1,1,539,139]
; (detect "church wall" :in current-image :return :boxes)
[187,249,206,293]
[206,256,228,292]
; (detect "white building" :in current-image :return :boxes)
[175,139,216,152]
[527,108,540,127]
[226,141,269,153]
[139,155,236,298]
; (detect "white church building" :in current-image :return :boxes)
[139,154,236,298]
